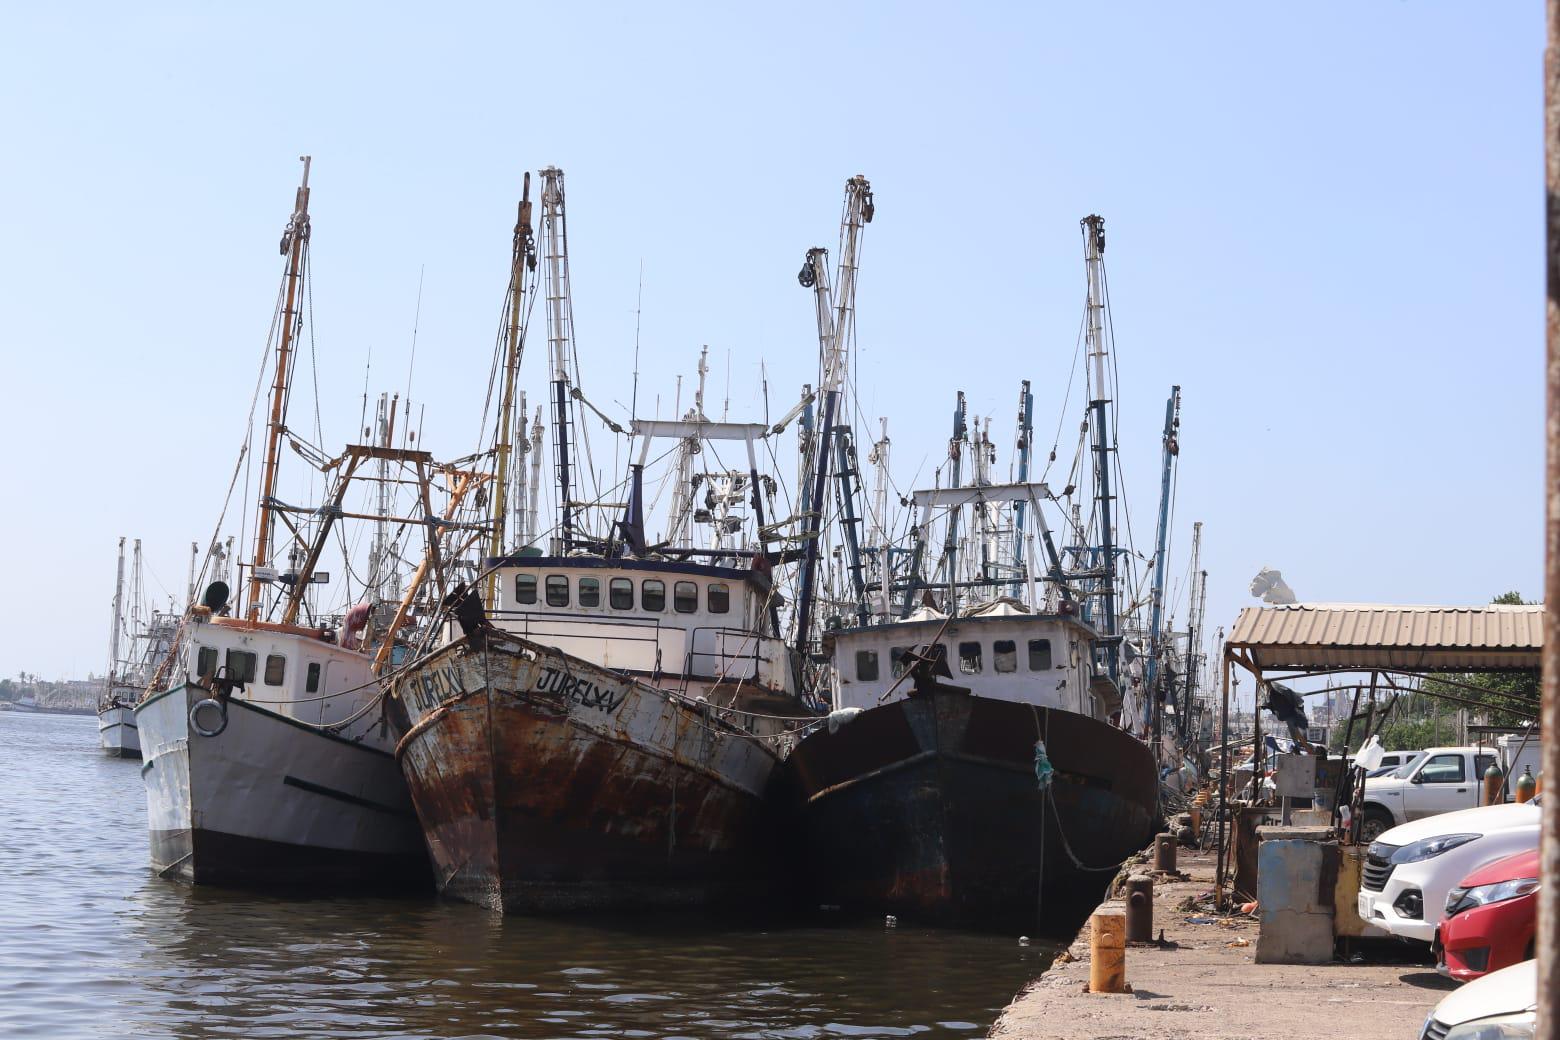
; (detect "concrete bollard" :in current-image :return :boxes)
[1125,875,1154,943]
[1154,832,1177,872]
[1089,909,1127,993]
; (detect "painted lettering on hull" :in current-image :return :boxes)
[405,665,467,718]
[535,664,627,714]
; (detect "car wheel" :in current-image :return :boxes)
[1359,807,1393,844]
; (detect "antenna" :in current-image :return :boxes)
[631,259,643,420]
[405,265,425,404]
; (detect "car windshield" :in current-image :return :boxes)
[1392,752,1428,779]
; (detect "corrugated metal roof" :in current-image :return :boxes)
[1227,603,1543,672]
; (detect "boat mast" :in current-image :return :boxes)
[130,540,145,652]
[940,391,967,606]
[795,175,874,647]
[526,404,544,545]
[1145,384,1182,735]
[667,346,710,545]
[1081,214,1118,677]
[868,417,891,620]
[538,167,579,550]
[488,171,538,597]
[1182,520,1206,741]
[247,155,312,620]
[108,537,127,687]
[1011,380,1034,599]
[186,542,198,609]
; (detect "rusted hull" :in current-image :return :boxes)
[787,687,1157,932]
[392,631,782,913]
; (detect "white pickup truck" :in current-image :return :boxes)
[1357,746,1502,843]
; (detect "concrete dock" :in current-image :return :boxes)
[989,849,1455,1040]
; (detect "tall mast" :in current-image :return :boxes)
[1011,380,1034,598]
[538,167,579,549]
[247,155,312,620]
[667,346,710,545]
[488,172,538,596]
[940,391,967,603]
[515,391,530,545]
[108,537,127,685]
[186,541,198,610]
[868,417,891,620]
[526,405,544,545]
[1145,384,1182,734]
[794,175,873,651]
[1183,520,1206,739]
[368,393,400,604]
[1081,214,1118,676]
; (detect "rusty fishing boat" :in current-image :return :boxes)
[784,216,1164,930]
[387,167,814,913]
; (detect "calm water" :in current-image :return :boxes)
[0,712,1052,1040]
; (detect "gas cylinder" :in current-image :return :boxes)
[1482,761,1506,806]
[1515,765,1537,803]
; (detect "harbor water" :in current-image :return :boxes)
[0,711,1054,1040]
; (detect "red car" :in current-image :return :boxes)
[1436,848,1539,982]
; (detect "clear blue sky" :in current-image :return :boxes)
[0,2,1545,706]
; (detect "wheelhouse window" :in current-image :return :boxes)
[890,645,912,676]
[958,641,982,674]
[1028,638,1053,671]
[306,662,321,694]
[610,577,634,610]
[578,577,601,607]
[856,650,880,682]
[642,579,666,612]
[993,640,1017,673]
[226,649,257,684]
[514,573,538,605]
[545,575,570,607]
[708,583,730,614]
[674,581,698,613]
[196,646,218,679]
[264,654,286,686]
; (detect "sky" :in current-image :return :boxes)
[0,2,1546,710]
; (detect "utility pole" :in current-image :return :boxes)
[1538,2,1559,1034]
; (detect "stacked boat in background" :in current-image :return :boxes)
[99,538,178,758]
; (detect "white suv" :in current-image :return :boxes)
[1356,800,1539,944]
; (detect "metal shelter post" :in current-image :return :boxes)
[1540,0,1559,1033]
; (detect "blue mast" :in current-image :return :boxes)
[1144,385,1181,733]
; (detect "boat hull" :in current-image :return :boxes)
[136,683,430,889]
[786,687,1157,932]
[392,631,781,913]
[98,703,141,758]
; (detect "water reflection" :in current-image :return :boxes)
[1,713,1052,1040]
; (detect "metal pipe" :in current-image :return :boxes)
[1540,1,1560,1032]
[1215,651,1231,909]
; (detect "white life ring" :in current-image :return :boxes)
[190,698,228,738]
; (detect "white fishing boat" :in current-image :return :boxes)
[136,158,477,889]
